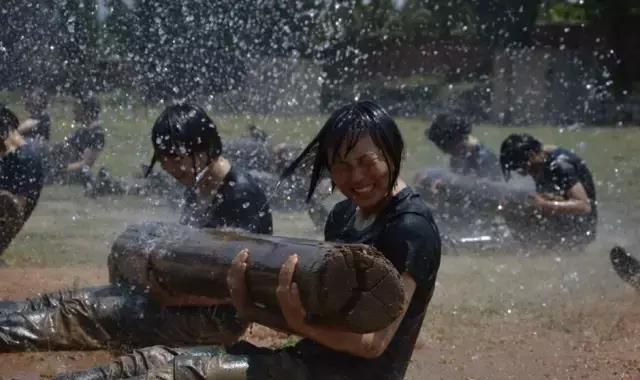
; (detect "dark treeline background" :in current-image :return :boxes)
[1,0,639,123]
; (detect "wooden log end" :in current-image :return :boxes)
[320,245,405,332]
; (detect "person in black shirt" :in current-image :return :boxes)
[0,105,45,262]
[60,101,442,380]
[0,104,272,353]
[426,113,501,180]
[46,95,105,185]
[18,88,51,141]
[415,114,502,242]
[499,133,597,248]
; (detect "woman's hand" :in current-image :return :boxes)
[227,249,252,318]
[276,254,308,331]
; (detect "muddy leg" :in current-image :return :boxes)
[0,286,246,352]
[53,345,205,380]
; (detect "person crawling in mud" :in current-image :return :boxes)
[499,133,597,248]
[425,113,501,180]
[55,100,442,380]
[0,104,273,352]
[46,94,105,185]
[18,87,51,142]
[0,105,45,265]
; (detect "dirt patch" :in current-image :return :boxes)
[0,265,639,380]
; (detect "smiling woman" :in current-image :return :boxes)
[50,101,442,380]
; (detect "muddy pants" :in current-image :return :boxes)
[54,341,361,380]
[0,285,246,352]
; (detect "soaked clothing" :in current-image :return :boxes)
[0,286,246,352]
[181,166,273,234]
[56,187,441,380]
[0,167,274,353]
[0,141,46,254]
[47,122,105,183]
[22,114,51,141]
[450,142,501,180]
[0,141,45,219]
[514,148,597,248]
[294,186,442,380]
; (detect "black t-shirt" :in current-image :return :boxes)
[295,187,442,380]
[49,122,106,172]
[22,114,51,141]
[532,147,597,242]
[181,166,273,235]
[67,122,106,156]
[0,141,45,219]
[450,142,502,180]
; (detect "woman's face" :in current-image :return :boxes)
[329,134,392,213]
[160,155,196,187]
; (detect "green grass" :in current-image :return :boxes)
[2,93,640,266]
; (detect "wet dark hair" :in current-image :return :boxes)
[499,133,542,181]
[145,103,222,177]
[0,104,19,140]
[427,113,472,151]
[281,100,404,202]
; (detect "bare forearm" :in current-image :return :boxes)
[539,198,591,216]
[290,321,377,358]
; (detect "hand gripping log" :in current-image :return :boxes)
[109,222,405,333]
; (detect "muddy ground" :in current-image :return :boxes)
[1,252,638,380]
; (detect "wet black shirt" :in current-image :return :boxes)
[450,142,501,180]
[22,114,51,141]
[533,147,597,239]
[295,187,442,380]
[66,123,105,158]
[181,166,273,235]
[0,141,45,219]
[49,122,106,173]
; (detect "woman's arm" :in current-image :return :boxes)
[17,119,39,135]
[66,148,101,172]
[276,255,417,359]
[530,182,592,216]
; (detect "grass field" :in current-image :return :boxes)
[1,94,640,379]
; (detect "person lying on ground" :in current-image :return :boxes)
[0,103,273,352]
[0,105,46,264]
[54,100,442,380]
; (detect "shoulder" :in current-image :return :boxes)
[324,198,356,238]
[548,149,579,174]
[225,167,268,200]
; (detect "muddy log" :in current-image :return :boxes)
[414,168,534,214]
[109,222,405,333]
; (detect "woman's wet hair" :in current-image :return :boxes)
[426,113,472,151]
[499,133,542,181]
[281,100,404,202]
[0,104,19,140]
[145,103,222,177]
